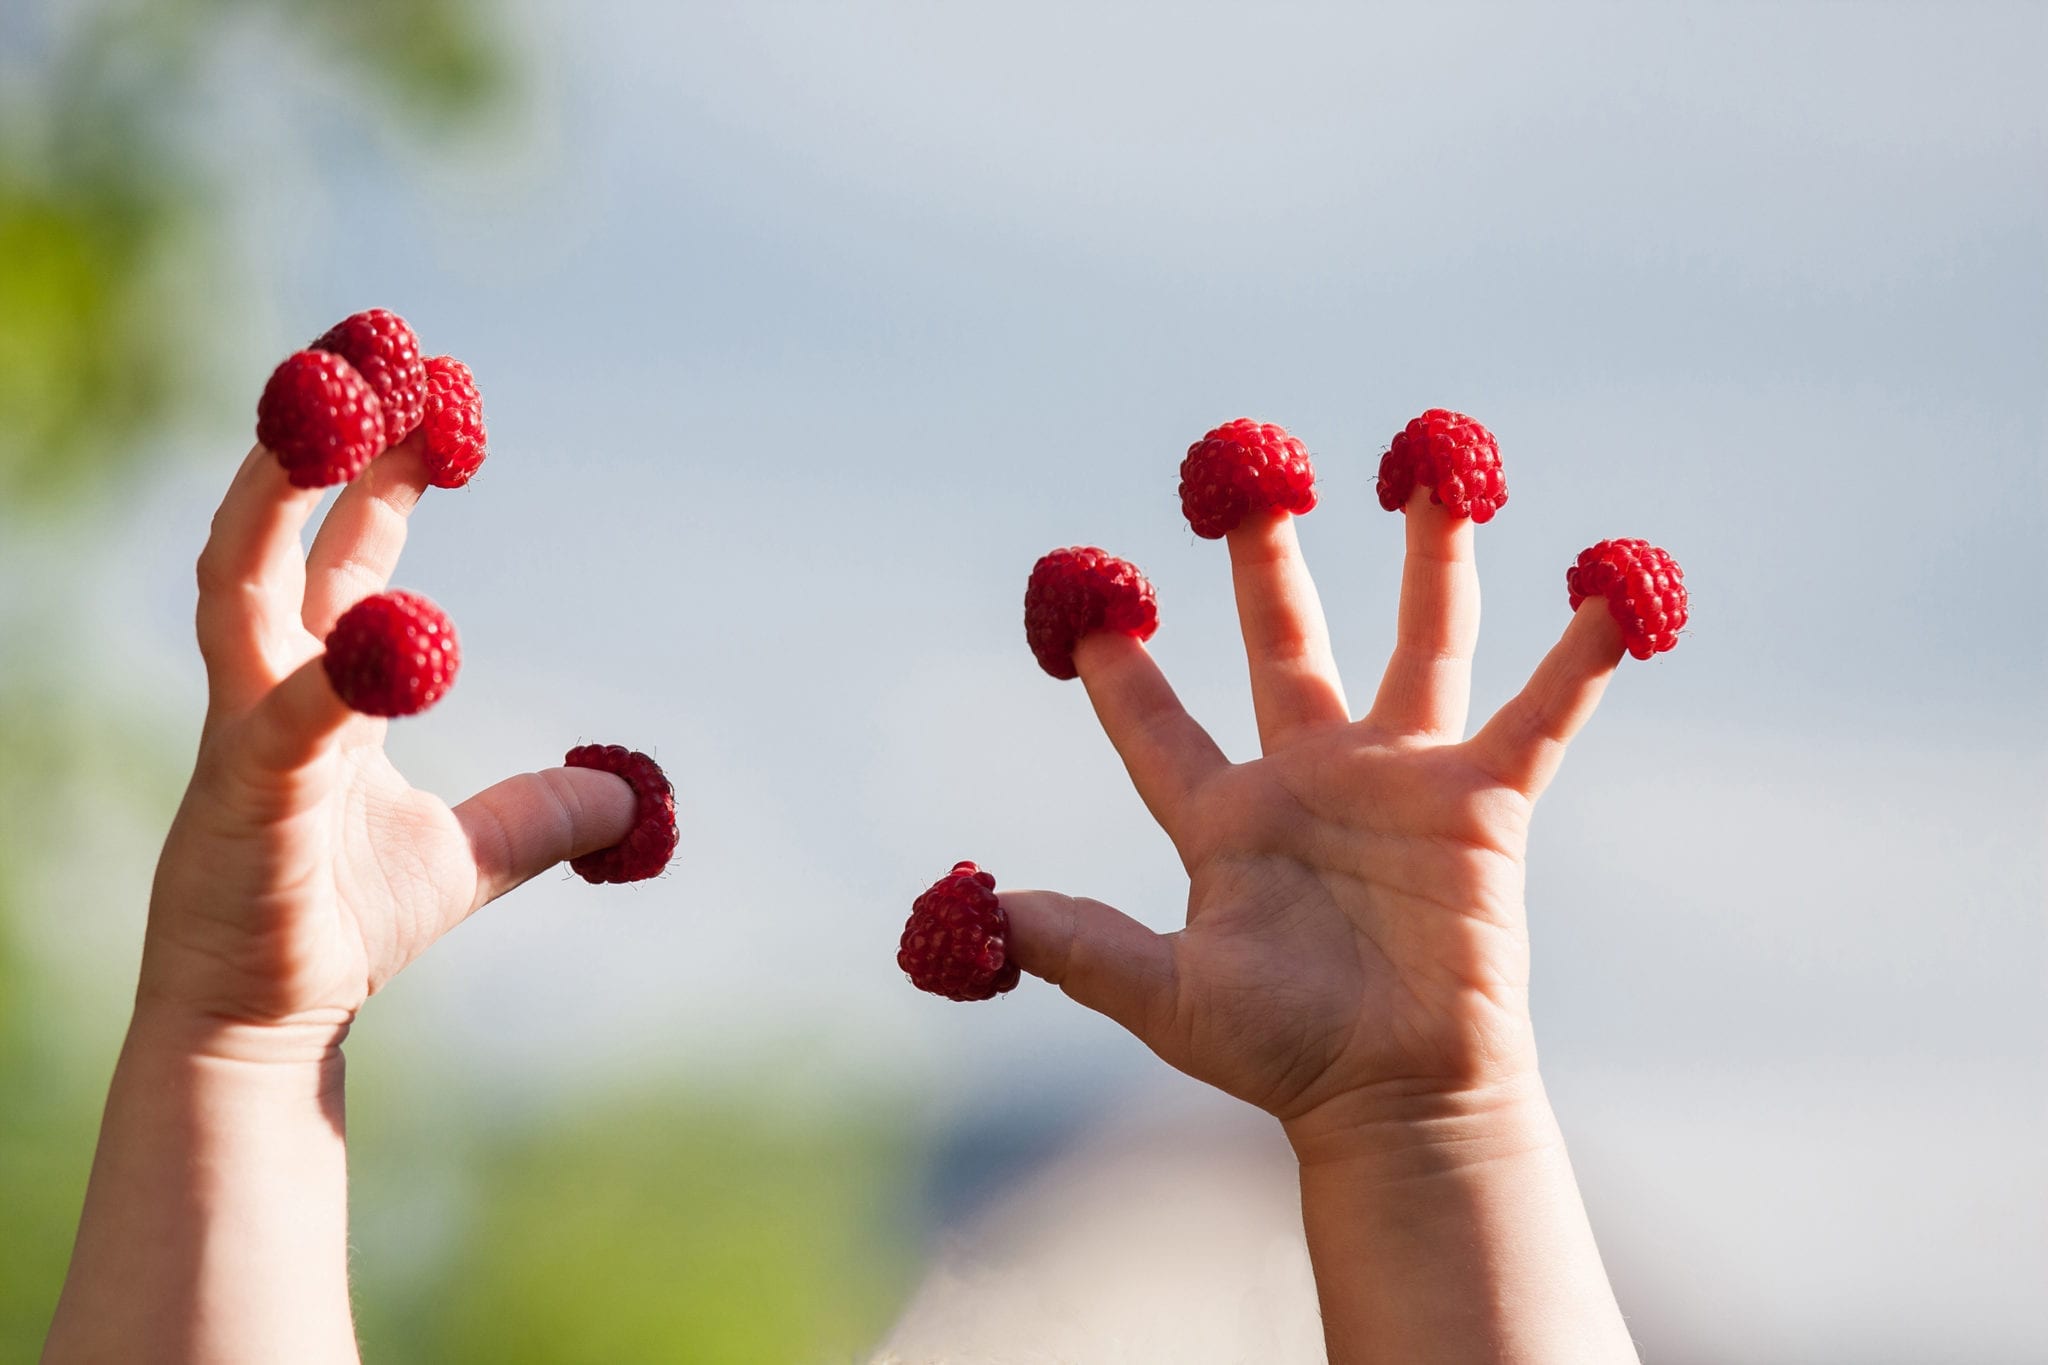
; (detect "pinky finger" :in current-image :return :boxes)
[1465,600,1626,799]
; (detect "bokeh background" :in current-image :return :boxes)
[3,2,2042,1361]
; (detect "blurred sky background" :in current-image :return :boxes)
[2,2,2043,1361]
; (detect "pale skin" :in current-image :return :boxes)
[43,435,638,1364]
[43,429,1642,1362]
[998,496,1644,1362]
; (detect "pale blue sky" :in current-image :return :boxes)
[31,2,2046,1357]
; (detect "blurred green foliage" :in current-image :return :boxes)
[0,4,916,1359]
[0,0,508,509]
[354,1095,912,1363]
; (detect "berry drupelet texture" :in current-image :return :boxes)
[1376,409,1508,523]
[419,355,487,488]
[898,861,1019,1002]
[312,308,428,449]
[563,744,679,884]
[321,590,461,716]
[1024,547,1160,680]
[255,349,387,488]
[1178,418,1318,538]
[1567,539,1688,660]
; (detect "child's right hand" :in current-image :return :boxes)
[139,437,635,1056]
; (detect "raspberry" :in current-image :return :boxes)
[321,590,460,716]
[312,308,428,449]
[1566,539,1688,660]
[562,744,679,884]
[1178,418,1318,538]
[1024,547,1160,680]
[419,355,487,488]
[256,349,387,488]
[898,861,1019,1002]
[1376,409,1508,523]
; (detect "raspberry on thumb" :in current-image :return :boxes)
[898,861,1019,1002]
[562,745,678,884]
[321,590,460,716]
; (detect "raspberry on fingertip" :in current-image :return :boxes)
[1376,409,1507,523]
[1178,418,1318,539]
[1024,547,1160,680]
[312,308,429,448]
[322,590,461,716]
[256,349,387,488]
[419,355,487,488]
[1567,539,1688,660]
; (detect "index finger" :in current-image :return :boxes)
[194,445,324,715]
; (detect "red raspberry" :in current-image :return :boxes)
[1178,418,1317,538]
[312,308,428,449]
[898,861,1019,1002]
[562,744,679,884]
[1376,409,1508,523]
[256,349,387,488]
[321,590,460,716]
[1024,547,1159,680]
[419,355,487,488]
[1566,539,1688,660]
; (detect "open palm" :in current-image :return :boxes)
[1003,496,1630,1140]
[139,439,634,1035]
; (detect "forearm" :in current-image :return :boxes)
[1288,1075,1637,1365]
[43,1008,358,1365]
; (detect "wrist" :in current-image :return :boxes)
[1285,1073,1638,1363]
[1282,1067,1558,1178]
[124,993,353,1073]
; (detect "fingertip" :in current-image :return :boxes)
[550,763,639,858]
[1566,595,1629,665]
[1072,628,1149,679]
[1402,488,1477,556]
[1222,507,1299,567]
[995,888,1079,982]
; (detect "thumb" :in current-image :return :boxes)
[1000,890,1179,1042]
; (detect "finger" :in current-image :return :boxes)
[241,654,358,776]
[194,445,325,712]
[453,766,638,915]
[1366,490,1481,739]
[1001,889,1179,1041]
[1225,512,1350,750]
[1074,632,1230,836]
[1465,599,1626,799]
[300,435,431,638]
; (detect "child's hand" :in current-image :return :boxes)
[1002,498,1629,1157]
[140,438,635,1052]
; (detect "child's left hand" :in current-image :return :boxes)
[141,435,634,1052]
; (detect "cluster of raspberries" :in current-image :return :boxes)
[256,308,486,490]
[901,407,1689,1000]
[257,309,671,884]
